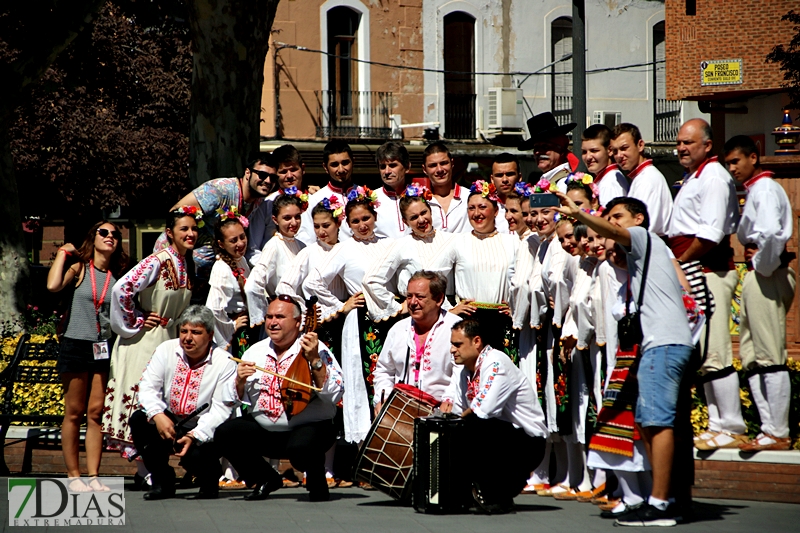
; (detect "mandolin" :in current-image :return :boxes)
[280,296,321,418]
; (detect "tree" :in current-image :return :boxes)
[768,10,800,113]
[0,1,105,331]
[11,1,192,221]
[185,0,280,187]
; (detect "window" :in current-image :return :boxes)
[443,12,476,139]
[686,0,696,16]
[551,17,573,128]
[653,21,681,142]
[327,7,360,117]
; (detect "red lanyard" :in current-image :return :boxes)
[89,260,112,337]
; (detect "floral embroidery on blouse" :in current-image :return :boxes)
[168,355,208,416]
[466,346,498,409]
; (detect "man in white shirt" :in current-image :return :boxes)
[374,141,413,239]
[373,271,462,413]
[668,118,746,451]
[130,305,237,500]
[724,135,796,452]
[296,140,355,245]
[441,320,548,514]
[215,297,344,502]
[580,124,629,207]
[423,142,470,233]
[491,153,522,233]
[519,112,578,185]
[610,123,673,236]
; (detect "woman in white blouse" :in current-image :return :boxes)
[206,208,251,355]
[244,190,307,326]
[442,181,519,360]
[304,187,395,444]
[362,184,456,322]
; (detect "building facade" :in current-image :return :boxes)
[262,0,707,145]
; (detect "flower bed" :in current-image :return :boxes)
[0,334,63,424]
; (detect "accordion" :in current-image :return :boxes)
[412,416,472,514]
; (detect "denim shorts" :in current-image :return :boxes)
[635,344,693,428]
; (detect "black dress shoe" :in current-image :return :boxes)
[471,486,514,515]
[188,487,219,500]
[143,486,176,501]
[308,486,330,502]
[244,477,282,501]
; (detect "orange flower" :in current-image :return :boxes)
[365,332,377,341]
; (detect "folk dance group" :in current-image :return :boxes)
[46,112,794,526]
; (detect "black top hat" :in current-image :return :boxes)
[519,112,577,150]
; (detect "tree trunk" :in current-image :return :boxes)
[0,0,104,331]
[186,0,280,188]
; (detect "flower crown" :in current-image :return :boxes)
[174,205,205,228]
[469,180,500,202]
[402,183,433,201]
[533,178,558,194]
[320,195,346,222]
[564,172,599,200]
[215,205,249,228]
[281,186,309,211]
[346,185,380,208]
[514,182,536,198]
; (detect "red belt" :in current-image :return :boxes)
[669,235,734,272]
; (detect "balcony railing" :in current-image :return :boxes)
[444,93,476,140]
[315,90,392,140]
[655,99,682,143]
[553,95,573,130]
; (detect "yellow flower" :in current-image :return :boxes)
[482,183,489,195]
[549,182,558,192]
[732,358,742,371]
[740,388,752,408]
[581,174,593,185]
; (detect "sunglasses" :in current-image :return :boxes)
[97,228,122,240]
[250,168,278,183]
[273,294,303,312]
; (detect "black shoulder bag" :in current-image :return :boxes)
[617,232,651,352]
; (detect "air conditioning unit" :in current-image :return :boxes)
[592,111,622,129]
[487,88,524,130]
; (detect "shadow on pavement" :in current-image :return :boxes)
[682,501,749,524]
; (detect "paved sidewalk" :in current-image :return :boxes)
[1,479,797,532]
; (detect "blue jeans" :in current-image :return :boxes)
[635,344,693,428]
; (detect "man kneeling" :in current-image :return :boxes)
[442,320,548,513]
[130,305,238,500]
[215,296,344,502]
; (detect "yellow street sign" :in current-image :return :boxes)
[700,59,743,86]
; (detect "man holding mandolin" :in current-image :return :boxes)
[215,295,344,502]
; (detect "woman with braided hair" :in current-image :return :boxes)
[206,207,252,355]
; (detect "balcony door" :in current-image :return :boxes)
[327,7,360,132]
[551,17,573,128]
[443,12,475,140]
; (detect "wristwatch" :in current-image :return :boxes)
[311,358,324,371]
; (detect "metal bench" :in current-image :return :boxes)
[0,333,62,475]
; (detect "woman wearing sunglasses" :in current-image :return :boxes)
[47,221,129,492]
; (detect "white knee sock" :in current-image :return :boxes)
[748,374,773,436]
[592,469,607,489]
[553,440,568,485]
[567,442,592,491]
[529,440,552,485]
[711,372,747,434]
[703,382,722,432]
[136,460,149,477]
[764,371,791,438]
[616,470,644,506]
[220,458,237,481]
[325,444,336,477]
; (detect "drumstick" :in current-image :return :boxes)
[228,356,322,392]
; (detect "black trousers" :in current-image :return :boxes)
[215,414,336,491]
[129,410,221,490]
[462,415,546,504]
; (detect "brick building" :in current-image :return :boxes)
[665,0,799,154]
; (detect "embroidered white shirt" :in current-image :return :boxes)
[373,311,462,404]
[245,235,305,325]
[138,339,237,443]
[450,346,548,438]
[374,187,411,239]
[206,257,251,349]
[626,160,673,236]
[429,185,470,233]
[296,183,354,245]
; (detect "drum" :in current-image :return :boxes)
[354,384,439,501]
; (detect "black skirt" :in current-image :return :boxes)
[57,336,111,375]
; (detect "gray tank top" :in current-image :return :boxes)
[64,263,116,342]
